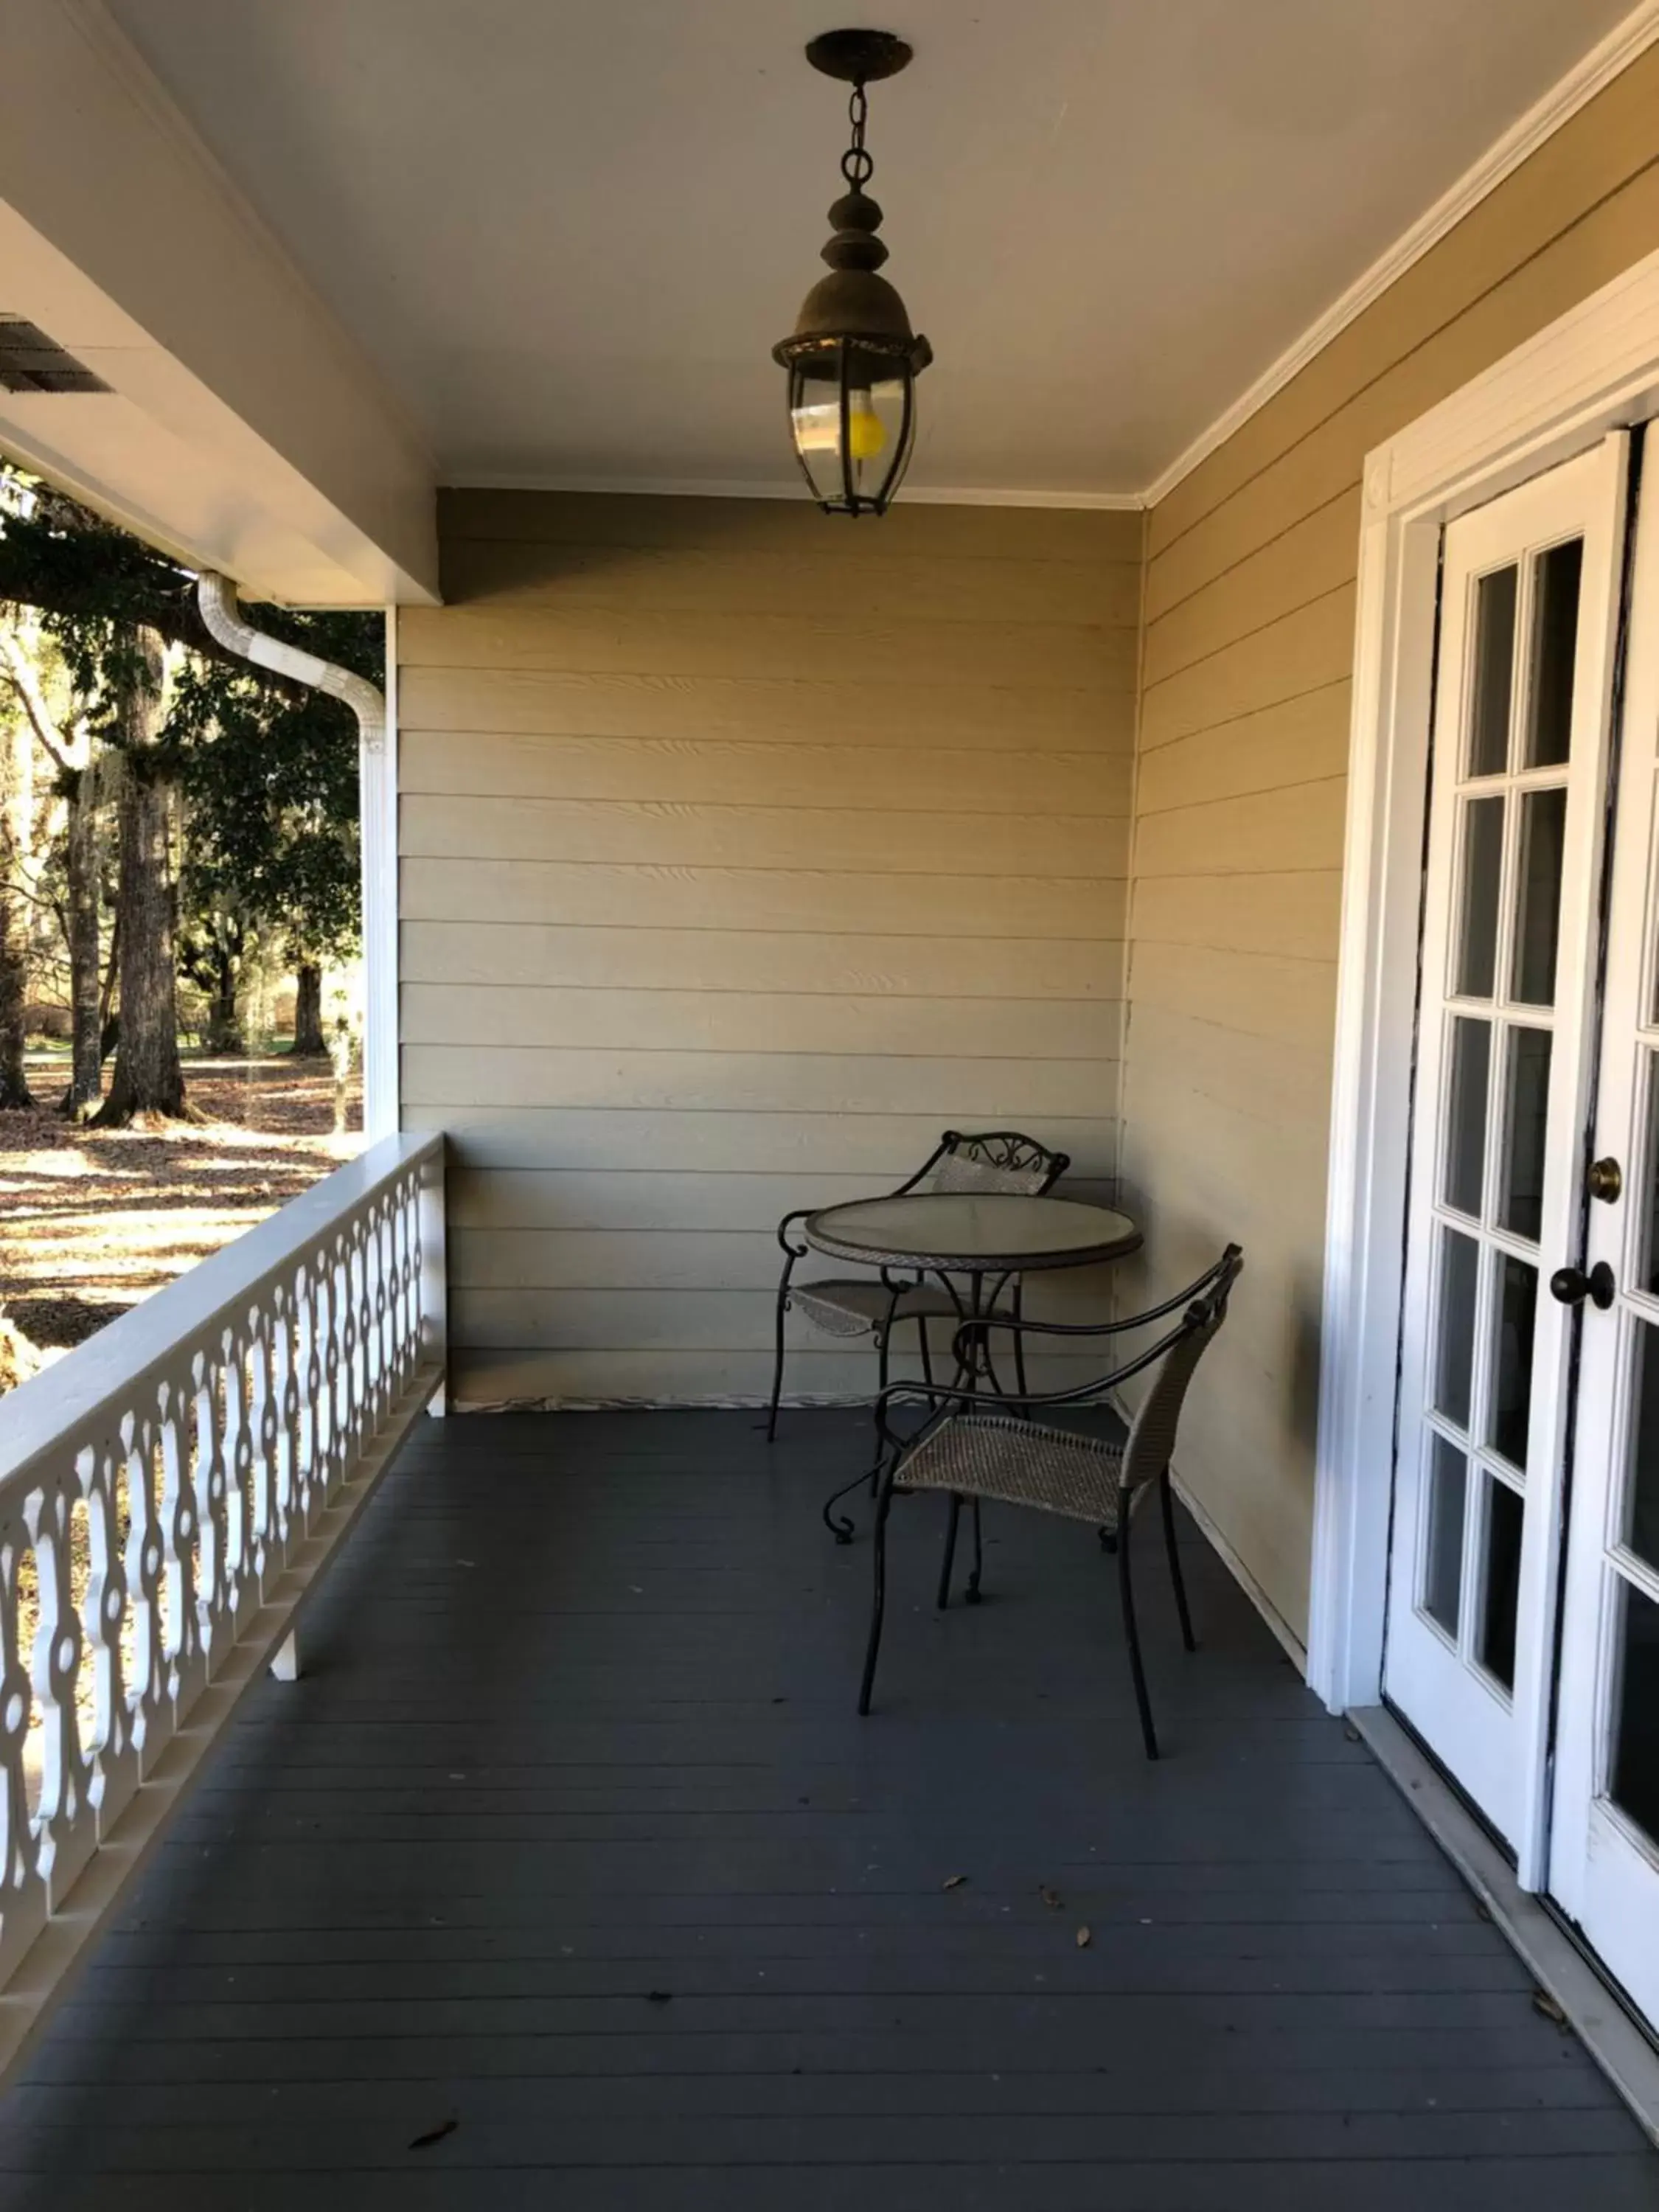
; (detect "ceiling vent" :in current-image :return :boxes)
[0,316,109,394]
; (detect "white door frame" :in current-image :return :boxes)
[1309,246,1659,1821]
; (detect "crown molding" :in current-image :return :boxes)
[1141,0,1659,509]
[444,471,1145,510]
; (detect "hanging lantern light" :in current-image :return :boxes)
[773,29,932,516]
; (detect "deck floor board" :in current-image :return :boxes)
[0,1407,1652,2208]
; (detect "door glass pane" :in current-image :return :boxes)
[1610,1577,1659,1848]
[1468,565,1518,777]
[1512,786,1568,1006]
[1499,1026,1551,1241]
[1479,1475,1525,1693]
[1489,1256,1537,1471]
[1456,797,1506,998]
[1424,1435,1467,1636]
[1435,1229,1480,1430]
[1443,1018,1491,1217]
[1641,1057,1659,1295]
[1624,1321,1659,1576]
[1523,538,1583,768]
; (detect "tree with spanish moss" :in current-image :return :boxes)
[0,468,374,1120]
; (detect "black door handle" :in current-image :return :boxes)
[1549,1261,1616,1311]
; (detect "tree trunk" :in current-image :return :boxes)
[98,912,119,1062]
[0,882,29,1110]
[0,714,32,1111]
[292,961,326,1056]
[59,757,102,1119]
[94,631,187,1125]
[205,953,244,1055]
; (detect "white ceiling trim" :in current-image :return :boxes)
[1141,0,1659,509]
[445,471,1146,510]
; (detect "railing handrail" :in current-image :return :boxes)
[0,1130,441,1485]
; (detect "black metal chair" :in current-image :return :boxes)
[765,1130,1070,1441]
[856,1245,1243,1759]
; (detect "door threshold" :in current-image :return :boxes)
[1349,1704,1659,2146]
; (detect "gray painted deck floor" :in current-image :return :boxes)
[0,1407,1655,2208]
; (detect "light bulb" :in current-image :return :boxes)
[847,392,886,462]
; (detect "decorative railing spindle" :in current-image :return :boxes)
[0,1134,443,2018]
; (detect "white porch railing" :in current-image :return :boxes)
[0,1130,445,2070]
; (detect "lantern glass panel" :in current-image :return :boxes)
[788,352,916,512]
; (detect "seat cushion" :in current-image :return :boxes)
[894,1412,1127,1528]
[790,1278,965,1338]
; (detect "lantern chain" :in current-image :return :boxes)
[841,83,874,190]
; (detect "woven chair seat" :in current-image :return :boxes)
[894,1412,1129,1532]
[790,1277,970,1338]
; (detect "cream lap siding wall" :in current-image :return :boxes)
[1121,42,1659,1647]
[400,490,1139,1407]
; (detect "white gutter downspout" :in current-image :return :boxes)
[196,571,397,1143]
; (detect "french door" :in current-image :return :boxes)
[1388,425,1659,2020]
[1386,438,1627,1868]
[1549,456,1659,2025]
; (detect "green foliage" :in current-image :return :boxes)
[173,637,366,966]
[0,465,377,969]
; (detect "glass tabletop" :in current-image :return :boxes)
[803,1192,1141,1272]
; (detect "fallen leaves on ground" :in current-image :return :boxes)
[0,1056,363,1354]
[942,1874,969,1891]
[1039,1885,1064,1910]
[1075,1925,1092,1949]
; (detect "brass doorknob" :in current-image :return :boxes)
[1587,1156,1623,1203]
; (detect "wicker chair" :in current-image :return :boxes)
[857,1245,1243,1759]
[765,1129,1071,1441]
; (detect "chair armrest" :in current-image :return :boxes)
[874,1316,1189,1450]
[958,1246,1239,1356]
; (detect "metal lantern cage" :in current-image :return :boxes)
[773,30,933,515]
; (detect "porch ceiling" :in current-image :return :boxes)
[100,0,1632,501]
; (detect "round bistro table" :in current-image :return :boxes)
[801,1191,1142,1541]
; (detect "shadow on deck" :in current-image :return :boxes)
[0,1408,1654,2208]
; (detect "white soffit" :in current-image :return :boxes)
[97,0,1644,511]
[0,0,439,603]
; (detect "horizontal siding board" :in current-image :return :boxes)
[400,984,1122,1062]
[400,858,1121,938]
[440,537,1143,629]
[1133,779,1348,880]
[446,1168,1119,1233]
[398,667,1127,751]
[402,1046,1113,1117]
[1130,872,1343,964]
[1129,942,1337,1059]
[452,1276,1124,1349]
[1119,1002,1331,1138]
[401,920,1124,1001]
[1133,684,1352,820]
[448,1228,1127,1297]
[399,730,1131,818]
[399,794,1130,880]
[438,487,1144,563]
[1141,493,1360,683]
[398,603,1138,691]
[1138,588,1357,754]
[405,1109,1119,1178]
